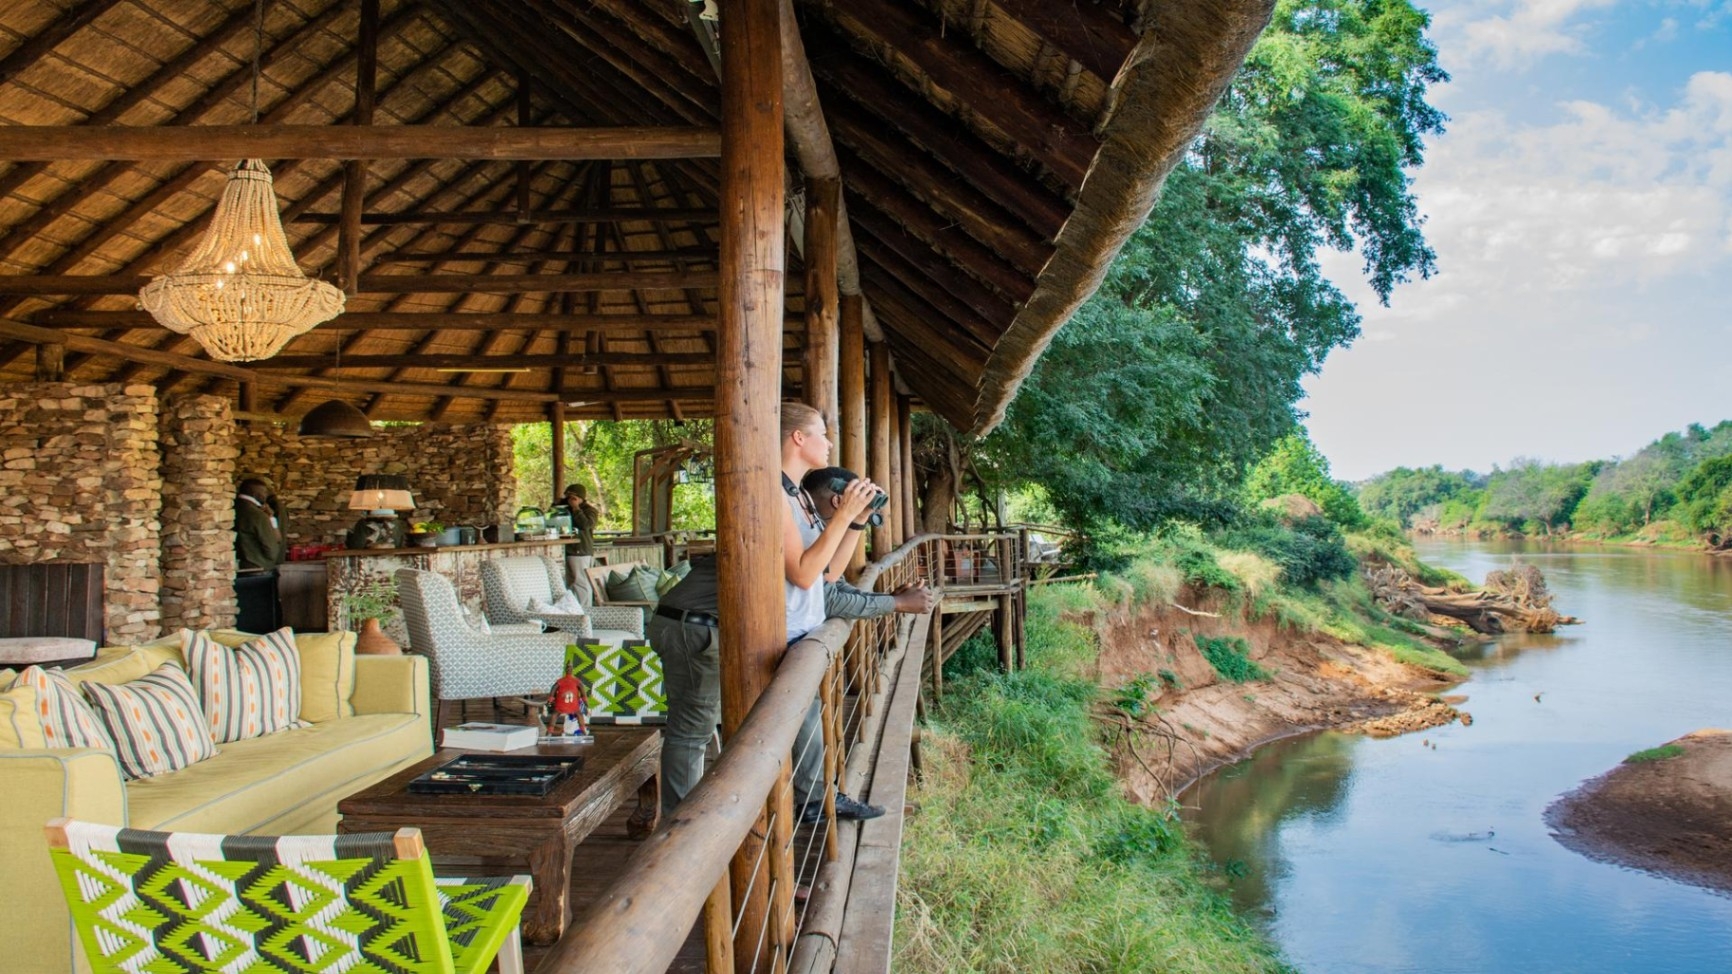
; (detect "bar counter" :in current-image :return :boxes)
[325,538,570,647]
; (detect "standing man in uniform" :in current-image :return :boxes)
[552,483,600,601]
[234,477,286,571]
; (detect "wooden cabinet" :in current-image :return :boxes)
[277,561,329,632]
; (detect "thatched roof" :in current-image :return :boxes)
[0,0,1271,435]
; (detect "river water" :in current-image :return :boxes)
[1180,540,1732,973]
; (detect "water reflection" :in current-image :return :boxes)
[1180,540,1732,974]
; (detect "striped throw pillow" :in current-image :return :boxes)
[15,665,115,751]
[82,664,217,780]
[183,628,306,743]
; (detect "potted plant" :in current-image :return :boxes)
[406,520,443,548]
[341,576,401,655]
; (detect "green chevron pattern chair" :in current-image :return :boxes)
[45,818,529,974]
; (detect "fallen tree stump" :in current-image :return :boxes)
[1366,563,1579,634]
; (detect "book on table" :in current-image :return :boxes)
[441,722,538,752]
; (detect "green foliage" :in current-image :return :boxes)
[1216,515,1357,589]
[1675,454,1732,536]
[1243,431,1366,527]
[1624,744,1685,764]
[1478,458,1598,534]
[896,587,1289,974]
[1110,674,1162,719]
[969,0,1443,537]
[511,419,715,532]
[340,577,397,622]
[1355,465,1481,527]
[1194,634,1270,683]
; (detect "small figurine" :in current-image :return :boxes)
[550,669,590,738]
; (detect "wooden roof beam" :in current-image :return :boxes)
[371,246,715,265]
[0,125,721,162]
[848,217,1013,341]
[988,0,1138,83]
[0,0,125,87]
[260,350,744,370]
[0,271,718,295]
[842,177,1037,300]
[291,207,714,226]
[819,0,1097,189]
[35,311,793,332]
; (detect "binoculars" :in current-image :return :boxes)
[828,477,887,526]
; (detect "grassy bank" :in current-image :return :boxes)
[893,592,1292,973]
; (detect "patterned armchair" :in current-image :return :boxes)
[46,818,529,974]
[395,568,569,703]
[480,556,645,640]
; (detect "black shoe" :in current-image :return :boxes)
[800,793,886,824]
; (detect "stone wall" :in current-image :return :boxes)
[159,395,238,632]
[235,422,518,546]
[0,383,164,641]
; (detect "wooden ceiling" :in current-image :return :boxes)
[0,0,1272,434]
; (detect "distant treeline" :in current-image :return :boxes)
[1356,421,1732,544]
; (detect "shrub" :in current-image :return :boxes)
[1624,744,1684,763]
[1216,515,1356,588]
[1194,634,1269,683]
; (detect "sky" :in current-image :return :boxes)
[1299,0,1732,481]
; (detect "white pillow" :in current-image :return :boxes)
[528,590,586,617]
[461,606,493,635]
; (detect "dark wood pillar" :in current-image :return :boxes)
[715,0,785,969]
[839,294,867,578]
[34,342,64,382]
[898,395,916,539]
[869,341,892,558]
[550,401,566,505]
[338,0,379,295]
[887,387,904,547]
[802,176,840,436]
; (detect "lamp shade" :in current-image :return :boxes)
[349,474,414,512]
[297,400,373,438]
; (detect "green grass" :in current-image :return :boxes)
[1194,634,1270,683]
[895,590,1291,974]
[1624,744,1685,763]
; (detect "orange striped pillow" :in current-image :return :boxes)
[183,628,306,743]
[82,664,217,780]
[14,665,114,752]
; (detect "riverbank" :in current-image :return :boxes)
[1546,729,1732,895]
[1084,590,1467,798]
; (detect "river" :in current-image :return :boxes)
[1180,539,1732,974]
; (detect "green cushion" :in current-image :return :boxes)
[606,564,662,603]
[668,559,693,580]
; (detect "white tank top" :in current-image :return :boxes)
[785,489,827,642]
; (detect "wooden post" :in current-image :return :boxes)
[33,342,63,382]
[338,0,378,295]
[715,1,784,970]
[868,341,892,558]
[550,401,566,505]
[802,176,839,436]
[898,395,916,539]
[839,294,867,578]
[705,874,736,973]
[886,389,904,547]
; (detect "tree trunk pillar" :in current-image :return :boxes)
[898,395,916,541]
[716,1,785,969]
[839,294,867,578]
[869,341,893,558]
[802,176,840,436]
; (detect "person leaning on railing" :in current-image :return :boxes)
[651,405,928,821]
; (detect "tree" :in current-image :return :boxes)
[1356,465,1478,526]
[1479,459,1597,535]
[1675,454,1732,539]
[1243,431,1366,526]
[932,0,1446,535]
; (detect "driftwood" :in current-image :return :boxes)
[1367,563,1579,634]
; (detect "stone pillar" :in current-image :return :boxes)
[159,395,238,632]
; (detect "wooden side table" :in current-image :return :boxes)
[338,726,660,945]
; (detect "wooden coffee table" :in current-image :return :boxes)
[338,726,661,945]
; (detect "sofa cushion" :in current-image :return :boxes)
[125,713,430,834]
[184,628,306,743]
[83,664,217,780]
[607,564,662,603]
[64,644,173,688]
[15,665,114,752]
[0,677,44,749]
[290,630,357,723]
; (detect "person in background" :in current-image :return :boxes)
[552,483,600,602]
[801,466,935,619]
[234,477,286,571]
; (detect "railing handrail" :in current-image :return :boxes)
[539,540,933,974]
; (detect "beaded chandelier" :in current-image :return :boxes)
[138,158,344,361]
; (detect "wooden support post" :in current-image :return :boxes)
[899,395,916,538]
[928,595,944,703]
[868,341,893,558]
[802,176,839,435]
[714,1,785,971]
[338,0,379,295]
[839,294,867,579]
[886,390,904,547]
[238,381,256,422]
[705,874,736,973]
[33,341,63,382]
[820,659,841,861]
[550,401,566,505]
[768,764,797,962]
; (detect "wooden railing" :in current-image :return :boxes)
[540,531,1017,974]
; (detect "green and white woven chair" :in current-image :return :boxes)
[45,818,529,974]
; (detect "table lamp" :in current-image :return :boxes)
[346,474,414,549]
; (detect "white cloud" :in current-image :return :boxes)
[1441,0,1622,68]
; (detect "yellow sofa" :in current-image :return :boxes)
[0,631,433,974]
